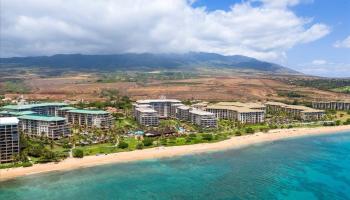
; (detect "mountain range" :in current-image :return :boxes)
[0,52,300,75]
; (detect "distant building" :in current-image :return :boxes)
[206,102,265,124]
[192,101,209,110]
[0,110,37,117]
[0,117,20,164]
[265,102,325,121]
[170,103,185,118]
[134,107,159,126]
[66,109,113,129]
[189,109,217,128]
[1,103,68,116]
[18,115,70,139]
[133,99,218,128]
[57,107,77,121]
[176,105,191,121]
[136,99,181,118]
[312,101,350,111]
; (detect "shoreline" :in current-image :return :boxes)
[1,125,350,181]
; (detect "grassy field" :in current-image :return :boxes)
[333,86,350,93]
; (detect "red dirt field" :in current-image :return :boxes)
[4,75,350,102]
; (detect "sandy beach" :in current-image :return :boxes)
[1,125,350,181]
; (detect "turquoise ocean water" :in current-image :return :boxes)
[1,132,350,200]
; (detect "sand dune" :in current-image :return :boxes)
[1,125,350,181]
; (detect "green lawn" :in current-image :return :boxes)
[77,137,140,156]
[333,86,350,93]
[115,117,139,130]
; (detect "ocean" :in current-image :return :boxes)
[1,132,350,200]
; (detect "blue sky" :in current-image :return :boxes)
[193,0,350,77]
[1,0,349,77]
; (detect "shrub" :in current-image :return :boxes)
[22,162,33,167]
[27,145,44,157]
[160,138,167,146]
[269,124,278,129]
[38,150,58,163]
[136,143,144,150]
[185,137,192,143]
[344,118,350,125]
[193,138,202,144]
[287,125,293,129]
[118,141,129,149]
[143,138,154,146]
[72,148,84,158]
[62,142,72,149]
[335,120,342,126]
[235,131,242,136]
[245,127,255,134]
[202,134,213,141]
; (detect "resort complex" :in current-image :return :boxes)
[266,102,325,121]
[132,99,217,128]
[312,101,350,111]
[132,99,329,127]
[0,97,334,167]
[0,117,19,164]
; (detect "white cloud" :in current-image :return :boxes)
[312,59,327,65]
[334,36,350,48]
[296,60,350,77]
[1,0,330,61]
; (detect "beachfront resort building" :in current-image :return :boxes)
[176,105,191,121]
[265,102,325,121]
[312,101,350,111]
[18,115,70,139]
[189,109,217,128]
[66,109,113,129]
[205,102,265,124]
[134,106,159,126]
[0,117,20,164]
[135,99,182,118]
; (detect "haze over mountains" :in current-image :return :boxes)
[0,52,300,75]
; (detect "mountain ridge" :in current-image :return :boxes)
[0,52,301,75]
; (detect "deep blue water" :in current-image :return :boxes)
[1,132,350,200]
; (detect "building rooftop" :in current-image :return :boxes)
[265,101,324,113]
[206,104,264,113]
[0,110,37,116]
[136,107,157,113]
[67,109,109,115]
[2,102,68,110]
[189,109,214,116]
[18,115,66,122]
[0,117,19,125]
[265,101,287,106]
[312,101,350,103]
[58,106,77,111]
[136,99,181,104]
[135,104,152,108]
[178,105,190,110]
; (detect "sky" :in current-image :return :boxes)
[1,0,349,77]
